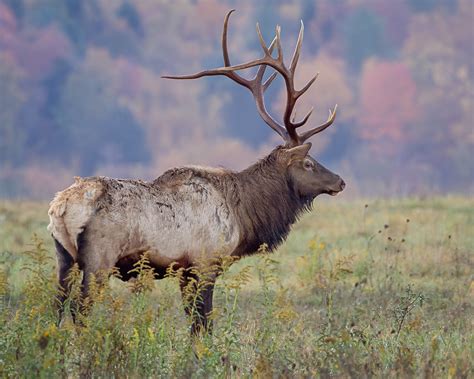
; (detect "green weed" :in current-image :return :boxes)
[0,197,472,377]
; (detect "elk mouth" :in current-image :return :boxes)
[326,179,346,196]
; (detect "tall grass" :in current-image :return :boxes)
[0,197,472,377]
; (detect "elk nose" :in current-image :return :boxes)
[338,178,346,191]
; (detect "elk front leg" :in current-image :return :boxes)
[180,270,216,336]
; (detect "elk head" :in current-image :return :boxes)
[163,10,345,198]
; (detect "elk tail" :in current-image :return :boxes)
[48,195,78,262]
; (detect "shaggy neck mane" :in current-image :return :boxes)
[231,147,312,256]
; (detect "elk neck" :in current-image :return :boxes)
[230,148,313,256]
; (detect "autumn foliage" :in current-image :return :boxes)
[0,0,471,197]
[358,60,418,154]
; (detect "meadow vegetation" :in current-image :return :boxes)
[0,197,472,377]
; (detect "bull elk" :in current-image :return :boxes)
[48,10,345,334]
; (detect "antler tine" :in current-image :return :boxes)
[296,73,318,99]
[263,71,278,92]
[255,35,277,84]
[256,23,271,56]
[299,105,338,142]
[292,107,313,128]
[275,25,283,63]
[222,9,235,66]
[220,9,251,88]
[290,21,304,73]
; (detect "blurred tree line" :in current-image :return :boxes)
[0,0,472,197]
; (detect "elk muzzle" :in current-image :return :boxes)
[327,177,345,196]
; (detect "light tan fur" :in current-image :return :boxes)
[48,171,240,269]
[47,177,105,261]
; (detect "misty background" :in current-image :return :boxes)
[0,0,472,199]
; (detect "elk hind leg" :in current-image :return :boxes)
[54,238,75,322]
[76,232,116,318]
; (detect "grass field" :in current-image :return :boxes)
[0,197,472,378]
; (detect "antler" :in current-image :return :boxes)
[162,10,337,147]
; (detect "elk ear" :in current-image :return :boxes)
[285,143,312,160]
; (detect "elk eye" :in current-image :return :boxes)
[303,160,314,170]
